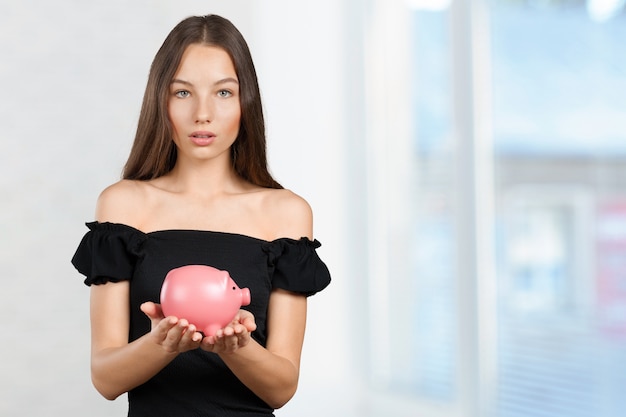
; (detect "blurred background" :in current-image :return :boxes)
[1,0,625,416]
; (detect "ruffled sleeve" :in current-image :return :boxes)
[71,222,147,286]
[262,237,331,296]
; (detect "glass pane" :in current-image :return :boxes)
[388,9,458,402]
[491,2,626,416]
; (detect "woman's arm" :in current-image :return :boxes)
[90,282,203,400]
[88,180,203,399]
[199,189,314,408]
[201,289,307,409]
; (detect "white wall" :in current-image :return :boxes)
[0,1,358,416]
[251,1,358,415]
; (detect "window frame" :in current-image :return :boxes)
[359,0,497,416]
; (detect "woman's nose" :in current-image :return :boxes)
[195,98,213,123]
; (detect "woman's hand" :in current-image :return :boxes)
[200,310,257,354]
[140,302,203,354]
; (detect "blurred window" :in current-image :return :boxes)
[492,2,626,416]
[373,1,626,416]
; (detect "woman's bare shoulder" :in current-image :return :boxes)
[267,188,312,213]
[261,188,313,240]
[95,180,148,225]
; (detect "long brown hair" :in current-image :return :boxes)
[123,14,282,189]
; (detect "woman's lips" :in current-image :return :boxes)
[189,131,215,146]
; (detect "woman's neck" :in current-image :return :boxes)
[160,156,246,197]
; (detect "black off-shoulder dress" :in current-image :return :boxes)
[71,221,331,417]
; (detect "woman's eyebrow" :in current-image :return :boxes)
[214,77,239,86]
[170,77,239,86]
[171,78,193,86]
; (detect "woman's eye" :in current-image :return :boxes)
[217,89,232,98]
[175,90,190,98]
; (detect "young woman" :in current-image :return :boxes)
[72,14,331,417]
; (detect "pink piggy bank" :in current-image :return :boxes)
[160,265,251,337]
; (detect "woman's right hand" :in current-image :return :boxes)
[140,302,203,353]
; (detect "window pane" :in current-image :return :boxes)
[389,9,458,402]
[491,2,626,416]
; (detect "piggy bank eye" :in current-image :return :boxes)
[232,286,236,290]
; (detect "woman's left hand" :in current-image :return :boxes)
[200,309,257,354]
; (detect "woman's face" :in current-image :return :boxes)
[168,44,241,165]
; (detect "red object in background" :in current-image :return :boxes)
[596,200,626,338]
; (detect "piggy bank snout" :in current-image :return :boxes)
[240,287,251,306]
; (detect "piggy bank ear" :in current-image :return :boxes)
[222,271,238,289]
[220,270,232,285]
